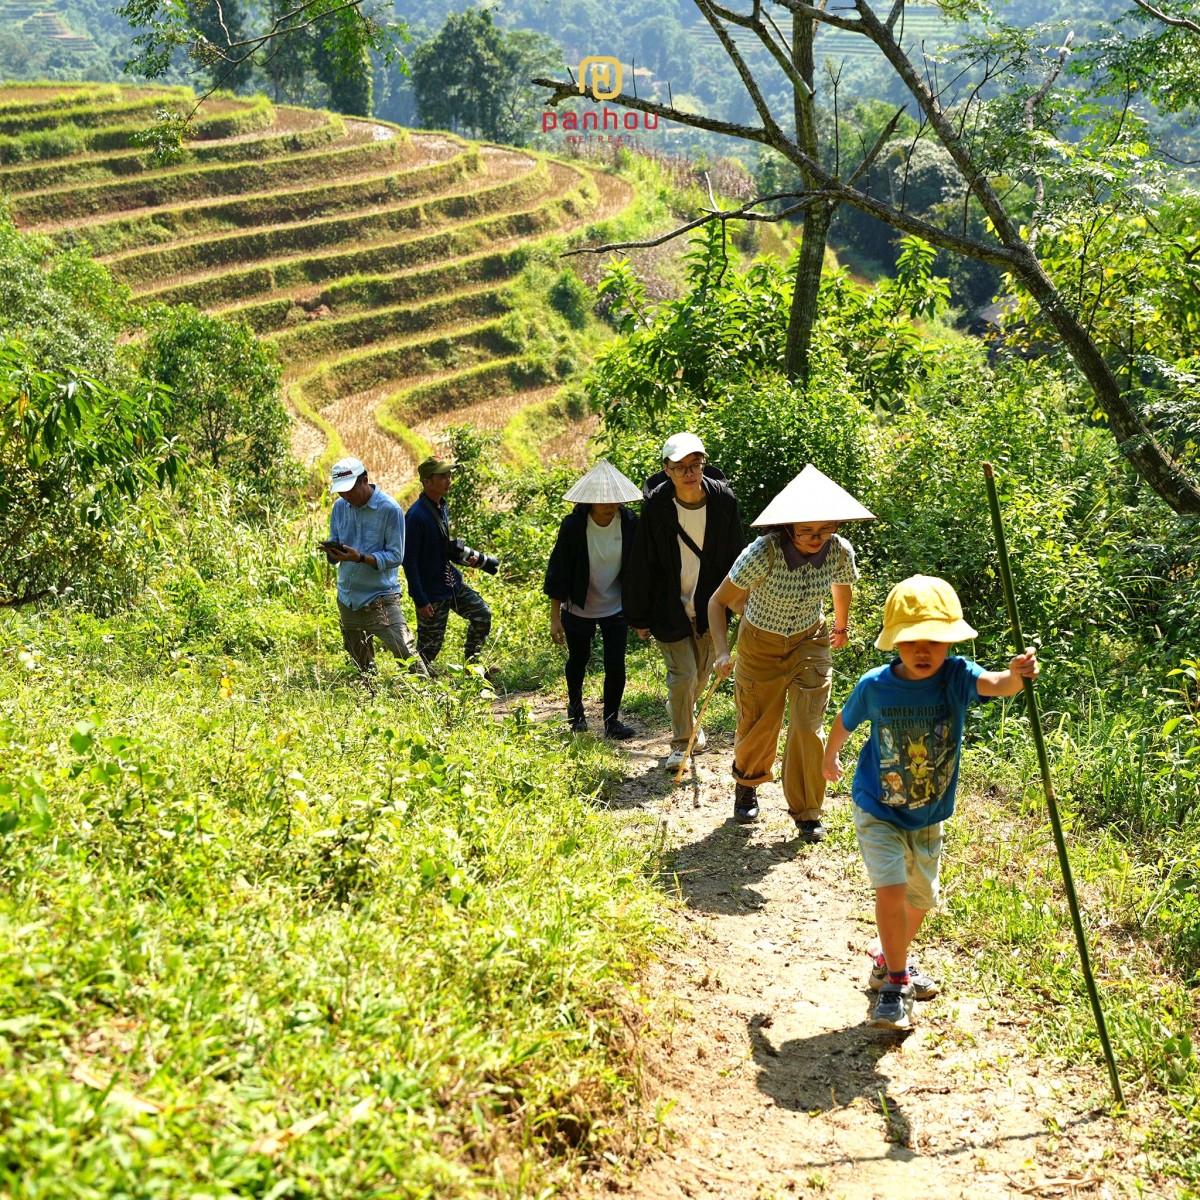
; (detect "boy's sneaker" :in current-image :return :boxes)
[733,783,759,822]
[869,982,915,1030]
[868,952,939,1000]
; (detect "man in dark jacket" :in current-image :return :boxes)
[403,457,492,669]
[623,433,746,769]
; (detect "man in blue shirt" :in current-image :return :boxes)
[403,457,492,669]
[324,456,425,675]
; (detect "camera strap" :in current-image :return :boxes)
[421,494,452,545]
[420,494,459,589]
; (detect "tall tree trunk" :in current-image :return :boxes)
[784,12,833,385]
[785,201,832,383]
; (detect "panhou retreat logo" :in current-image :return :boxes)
[541,54,660,145]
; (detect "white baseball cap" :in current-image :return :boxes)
[661,432,705,462]
[329,456,366,493]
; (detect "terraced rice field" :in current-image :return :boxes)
[1,83,634,495]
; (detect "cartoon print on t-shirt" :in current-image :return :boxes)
[876,706,960,810]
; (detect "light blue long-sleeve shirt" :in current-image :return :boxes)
[329,486,406,610]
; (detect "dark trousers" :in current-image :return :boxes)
[562,609,628,724]
[416,582,492,665]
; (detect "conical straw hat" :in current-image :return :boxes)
[563,459,643,504]
[751,464,875,526]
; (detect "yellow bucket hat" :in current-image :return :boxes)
[875,575,979,651]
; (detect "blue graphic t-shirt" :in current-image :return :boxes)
[841,657,991,830]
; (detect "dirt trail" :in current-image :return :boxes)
[493,693,1160,1199]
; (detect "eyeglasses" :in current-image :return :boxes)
[666,463,705,477]
[791,524,839,541]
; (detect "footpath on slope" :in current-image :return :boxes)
[499,695,1167,1199]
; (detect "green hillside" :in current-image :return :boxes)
[0,83,636,495]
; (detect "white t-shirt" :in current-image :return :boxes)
[575,514,623,618]
[675,498,708,619]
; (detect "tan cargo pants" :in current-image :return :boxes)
[660,628,716,751]
[732,618,832,820]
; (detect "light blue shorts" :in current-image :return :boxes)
[854,805,944,910]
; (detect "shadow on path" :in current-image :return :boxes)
[663,816,817,916]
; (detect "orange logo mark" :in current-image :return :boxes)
[578,56,622,101]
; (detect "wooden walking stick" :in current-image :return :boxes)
[673,619,740,787]
[673,669,724,786]
[983,462,1124,1106]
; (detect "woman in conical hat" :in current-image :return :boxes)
[542,460,642,739]
[707,465,874,841]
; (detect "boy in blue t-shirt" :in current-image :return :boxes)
[823,575,1039,1030]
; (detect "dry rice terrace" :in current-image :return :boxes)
[1,82,635,494]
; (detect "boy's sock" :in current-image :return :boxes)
[887,969,911,987]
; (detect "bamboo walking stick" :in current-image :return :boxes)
[983,462,1124,1106]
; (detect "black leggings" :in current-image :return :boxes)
[562,610,629,723]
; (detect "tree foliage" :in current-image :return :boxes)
[410,9,560,145]
[0,219,132,380]
[0,341,178,608]
[536,0,1200,514]
[117,0,405,153]
[139,305,294,497]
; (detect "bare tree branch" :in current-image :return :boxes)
[533,78,772,143]
[695,0,791,142]
[1131,0,1200,34]
[845,106,904,187]
[707,0,812,101]
[561,193,827,257]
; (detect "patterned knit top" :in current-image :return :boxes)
[729,533,858,636]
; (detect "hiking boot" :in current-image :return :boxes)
[665,747,688,770]
[793,818,826,843]
[604,717,636,740]
[733,783,759,822]
[568,707,587,734]
[869,957,939,1001]
[869,982,915,1030]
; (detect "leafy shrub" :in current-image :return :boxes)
[548,269,593,329]
[0,216,132,379]
[0,340,178,609]
[140,304,298,504]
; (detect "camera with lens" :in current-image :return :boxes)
[449,536,499,575]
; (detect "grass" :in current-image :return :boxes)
[0,110,344,194]
[0,485,668,1197]
[55,151,480,257]
[102,160,553,286]
[137,191,596,308]
[221,247,531,335]
[11,134,414,225]
[268,284,510,364]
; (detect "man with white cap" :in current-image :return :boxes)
[624,433,746,769]
[323,456,423,675]
[708,465,873,838]
[543,459,642,739]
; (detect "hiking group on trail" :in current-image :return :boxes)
[325,436,1038,1031]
